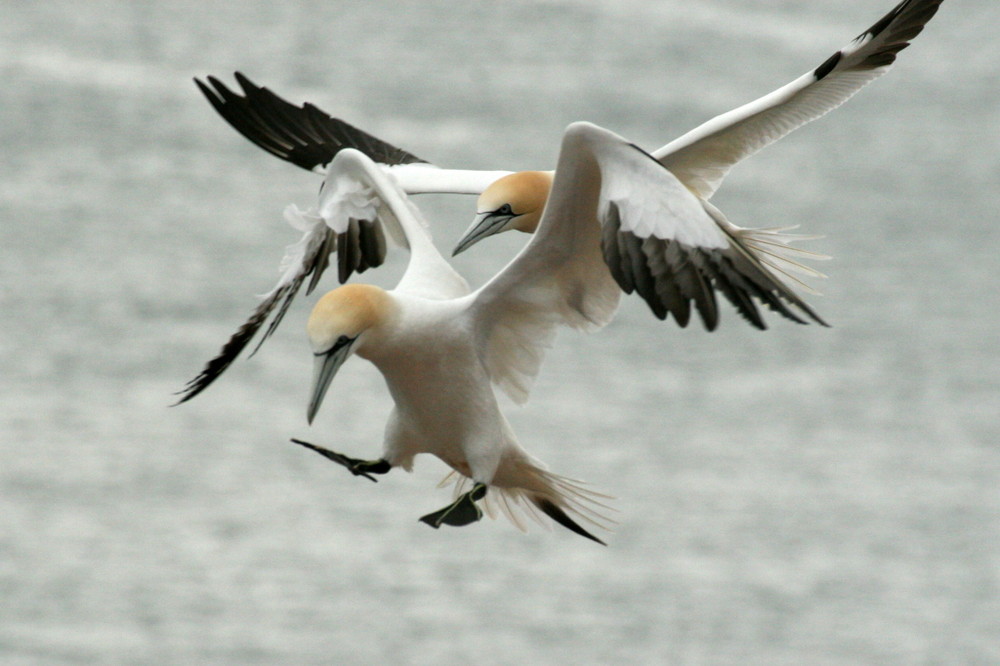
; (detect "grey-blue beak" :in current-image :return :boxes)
[307,339,355,424]
[452,211,515,256]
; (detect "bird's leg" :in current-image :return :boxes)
[419,482,488,529]
[291,438,391,483]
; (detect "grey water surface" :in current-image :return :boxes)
[2,1,998,663]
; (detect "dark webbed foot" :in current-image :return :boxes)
[291,439,391,482]
[419,483,488,528]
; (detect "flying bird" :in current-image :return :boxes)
[288,140,631,542]
[178,0,942,407]
[461,0,940,260]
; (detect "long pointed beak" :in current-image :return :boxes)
[307,341,354,424]
[452,212,514,256]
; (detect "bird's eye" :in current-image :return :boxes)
[496,204,514,216]
[336,335,352,347]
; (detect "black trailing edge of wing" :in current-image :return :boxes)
[195,71,428,172]
[601,203,828,331]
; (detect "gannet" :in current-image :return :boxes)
[456,0,943,266]
[289,142,626,542]
[179,0,941,403]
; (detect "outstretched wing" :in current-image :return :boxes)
[654,0,943,199]
[177,149,468,404]
[470,122,826,402]
[175,207,338,404]
[196,73,514,194]
[195,72,427,173]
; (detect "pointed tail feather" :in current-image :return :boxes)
[533,497,607,545]
[440,466,616,544]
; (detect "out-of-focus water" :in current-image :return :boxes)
[2,1,997,663]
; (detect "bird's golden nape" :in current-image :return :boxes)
[453,171,554,255]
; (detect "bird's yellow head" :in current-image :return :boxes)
[306,284,393,423]
[453,170,554,255]
[307,284,391,352]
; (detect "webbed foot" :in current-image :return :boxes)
[419,483,488,528]
[291,438,391,482]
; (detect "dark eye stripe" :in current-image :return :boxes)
[314,334,356,357]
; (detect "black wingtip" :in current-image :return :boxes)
[853,0,945,71]
[194,72,428,172]
[233,70,254,88]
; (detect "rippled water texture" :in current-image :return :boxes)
[2,1,998,663]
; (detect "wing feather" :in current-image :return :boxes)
[195,72,427,173]
[665,239,718,330]
[654,0,943,199]
[647,237,692,327]
[174,210,334,404]
[337,219,361,283]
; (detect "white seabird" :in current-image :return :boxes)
[178,0,941,404]
[289,140,628,542]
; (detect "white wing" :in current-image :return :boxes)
[320,150,470,300]
[469,122,827,403]
[654,0,943,199]
[177,149,468,403]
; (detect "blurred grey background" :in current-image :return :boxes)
[2,1,997,663]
